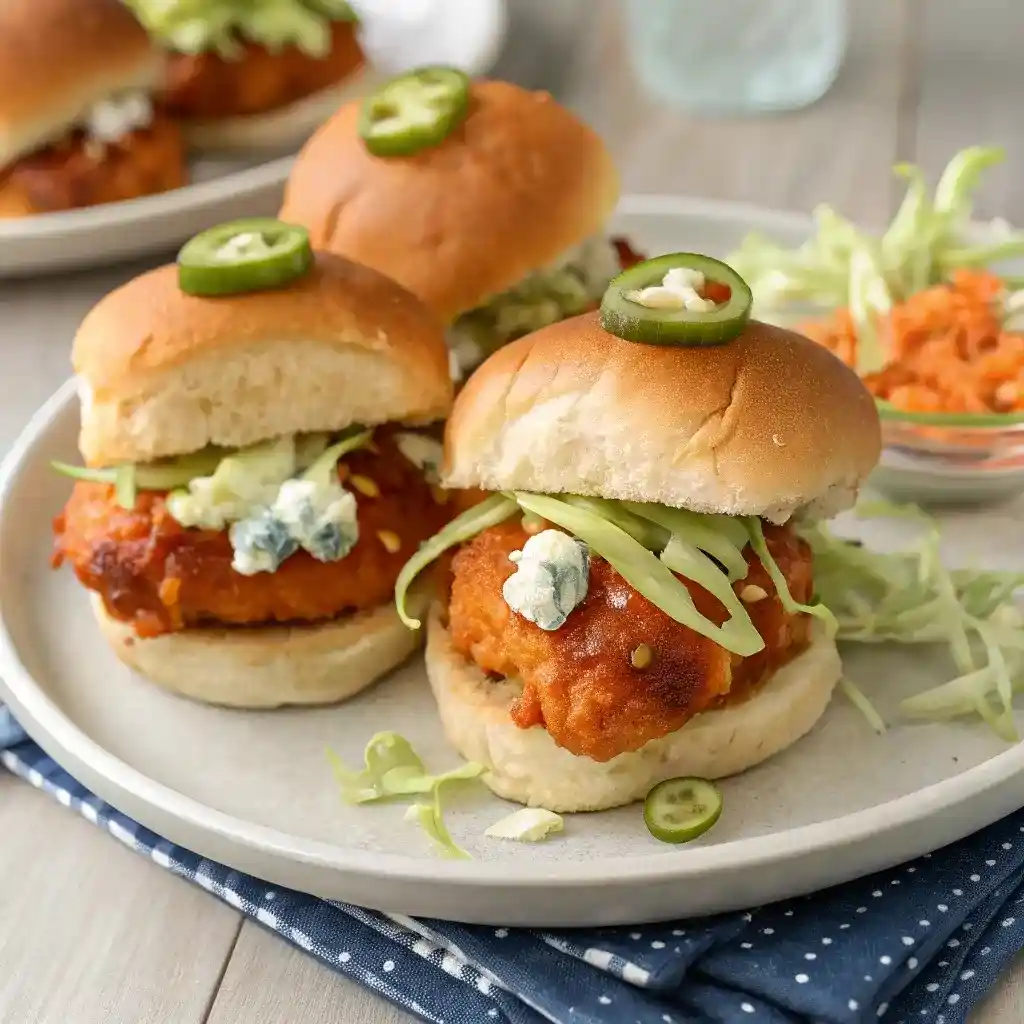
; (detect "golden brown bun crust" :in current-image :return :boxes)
[0,0,161,168]
[92,594,422,709]
[443,313,882,521]
[279,80,620,320]
[74,253,453,466]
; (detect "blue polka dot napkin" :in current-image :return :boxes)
[3,702,1023,1024]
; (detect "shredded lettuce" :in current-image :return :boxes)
[405,787,471,860]
[485,808,564,842]
[745,517,838,637]
[805,501,1024,741]
[328,732,483,859]
[726,146,1024,337]
[327,732,484,804]
[839,677,887,734]
[513,493,766,656]
[395,494,519,629]
[124,0,356,58]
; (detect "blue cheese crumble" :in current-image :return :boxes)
[273,477,359,563]
[502,529,589,631]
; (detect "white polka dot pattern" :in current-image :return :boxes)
[2,715,1024,1024]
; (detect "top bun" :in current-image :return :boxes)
[278,80,620,322]
[443,313,881,522]
[0,0,161,168]
[75,253,454,467]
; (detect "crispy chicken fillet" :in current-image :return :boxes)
[163,22,364,120]
[448,521,814,762]
[52,433,450,638]
[0,115,185,217]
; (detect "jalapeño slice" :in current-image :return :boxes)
[177,218,313,298]
[358,66,471,157]
[600,253,753,347]
[643,776,723,844]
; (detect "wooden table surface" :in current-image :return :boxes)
[2,1,1023,1021]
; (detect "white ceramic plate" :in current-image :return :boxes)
[0,0,507,280]
[1,197,1023,928]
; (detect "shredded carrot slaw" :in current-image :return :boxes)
[801,270,1024,415]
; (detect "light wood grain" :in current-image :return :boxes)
[912,0,1024,225]
[562,0,911,225]
[0,776,241,1024]
[2,0,1024,1021]
[206,923,412,1024]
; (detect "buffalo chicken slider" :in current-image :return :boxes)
[0,0,185,217]
[394,253,882,814]
[124,0,377,151]
[280,69,645,375]
[52,219,454,708]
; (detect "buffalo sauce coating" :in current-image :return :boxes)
[447,520,813,762]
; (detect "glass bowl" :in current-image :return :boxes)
[870,402,1024,506]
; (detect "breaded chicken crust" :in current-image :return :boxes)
[52,433,450,638]
[163,21,363,120]
[448,520,814,762]
[0,114,186,217]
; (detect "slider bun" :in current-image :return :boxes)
[279,80,620,321]
[74,253,453,466]
[92,595,422,709]
[426,609,841,812]
[0,0,161,168]
[182,67,389,153]
[443,313,882,522]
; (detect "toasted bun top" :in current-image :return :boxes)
[278,80,620,321]
[74,254,454,466]
[0,0,161,168]
[443,313,882,522]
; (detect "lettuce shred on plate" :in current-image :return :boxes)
[124,0,357,58]
[805,501,1024,741]
[726,146,1024,374]
[327,732,483,859]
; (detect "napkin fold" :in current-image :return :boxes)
[2,704,1023,1024]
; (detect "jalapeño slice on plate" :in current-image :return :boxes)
[177,218,314,298]
[358,66,471,157]
[643,776,723,844]
[600,253,753,347]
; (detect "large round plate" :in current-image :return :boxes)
[1,197,1023,928]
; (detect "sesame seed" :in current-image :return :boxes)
[522,514,546,535]
[631,644,655,670]
[377,530,402,554]
[740,584,768,603]
[351,475,380,498]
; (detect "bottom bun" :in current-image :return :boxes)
[425,607,842,812]
[183,67,388,153]
[92,593,421,709]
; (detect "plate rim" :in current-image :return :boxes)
[2,197,1024,893]
[0,157,295,241]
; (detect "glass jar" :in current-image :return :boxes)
[622,0,849,115]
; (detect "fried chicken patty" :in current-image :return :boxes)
[448,520,814,762]
[52,432,450,638]
[163,22,364,120]
[0,114,185,217]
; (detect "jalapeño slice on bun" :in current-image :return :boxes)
[51,221,456,709]
[393,255,882,814]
